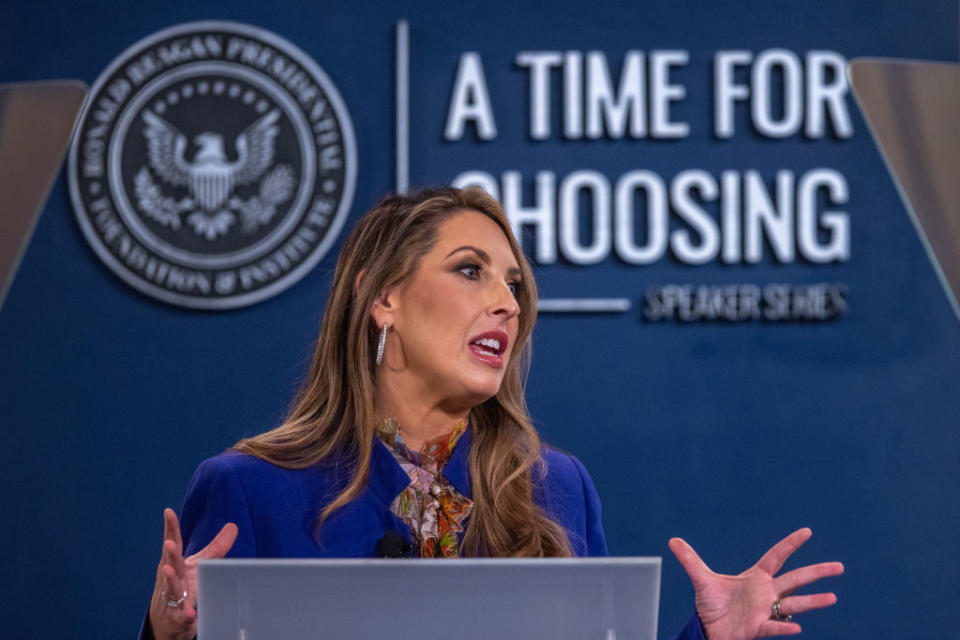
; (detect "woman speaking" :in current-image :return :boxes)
[145,187,843,640]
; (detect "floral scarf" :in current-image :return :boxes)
[375,418,473,558]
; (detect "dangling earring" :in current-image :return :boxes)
[376,322,389,366]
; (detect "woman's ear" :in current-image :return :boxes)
[371,286,397,329]
[353,269,365,294]
[359,270,396,328]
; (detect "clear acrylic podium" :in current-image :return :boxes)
[197,557,661,640]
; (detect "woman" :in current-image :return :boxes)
[146,187,843,640]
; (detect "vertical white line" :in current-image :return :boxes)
[395,19,410,194]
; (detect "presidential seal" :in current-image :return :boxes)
[68,21,357,309]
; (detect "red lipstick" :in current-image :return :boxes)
[468,331,509,368]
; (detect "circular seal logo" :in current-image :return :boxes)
[68,21,357,309]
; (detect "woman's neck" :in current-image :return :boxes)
[375,378,469,451]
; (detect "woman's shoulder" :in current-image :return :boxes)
[536,445,608,556]
[187,450,346,508]
[188,450,289,490]
[194,449,291,477]
[179,450,350,556]
[538,445,594,492]
[534,445,599,515]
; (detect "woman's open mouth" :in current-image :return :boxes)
[468,331,509,367]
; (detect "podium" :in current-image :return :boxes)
[198,557,661,640]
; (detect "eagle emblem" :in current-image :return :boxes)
[134,108,296,240]
[69,21,356,309]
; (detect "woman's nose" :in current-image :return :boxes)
[489,281,520,319]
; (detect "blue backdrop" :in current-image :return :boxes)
[2,1,959,638]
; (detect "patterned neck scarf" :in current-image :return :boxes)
[375,418,473,558]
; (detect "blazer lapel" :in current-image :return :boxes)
[313,440,413,556]
[313,427,474,556]
[442,425,472,499]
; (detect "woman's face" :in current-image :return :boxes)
[377,210,523,409]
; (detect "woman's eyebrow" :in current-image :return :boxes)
[446,245,522,278]
[446,245,491,262]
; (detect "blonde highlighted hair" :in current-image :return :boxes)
[234,187,571,557]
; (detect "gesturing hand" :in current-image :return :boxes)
[148,508,238,640]
[669,528,843,640]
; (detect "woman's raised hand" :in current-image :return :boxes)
[669,528,843,640]
[148,508,238,640]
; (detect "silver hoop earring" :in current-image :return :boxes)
[375,323,389,366]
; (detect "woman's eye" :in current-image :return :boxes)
[507,281,520,296]
[457,263,480,279]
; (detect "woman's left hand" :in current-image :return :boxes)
[669,528,843,640]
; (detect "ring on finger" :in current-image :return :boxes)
[771,598,792,622]
[161,589,187,608]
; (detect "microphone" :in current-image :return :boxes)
[374,531,413,558]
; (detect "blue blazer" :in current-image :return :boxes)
[149,428,704,640]
[180,427,607,558]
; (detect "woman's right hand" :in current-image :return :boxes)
[148,508,238,640]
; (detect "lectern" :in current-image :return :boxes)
[198,557,662,640]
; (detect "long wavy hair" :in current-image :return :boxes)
[233,187,571,557]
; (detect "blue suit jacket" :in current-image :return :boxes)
[147,428,704,639]
[180,427,608,558]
